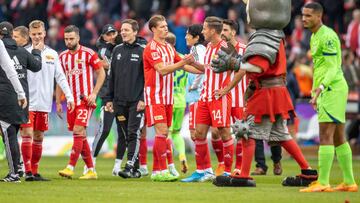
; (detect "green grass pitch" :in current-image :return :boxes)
[0,154,359,203]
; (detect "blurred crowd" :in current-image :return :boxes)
[0,0,360,143]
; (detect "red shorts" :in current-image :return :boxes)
[20,111,49,131]
[145,104,173,127]
[67,105,94,131]
[196,94,231,128]
[231,107,244,123]
[188,102,198,130]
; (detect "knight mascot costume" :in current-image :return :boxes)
[212,0,318,187]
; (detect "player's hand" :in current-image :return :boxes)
[87,93,97,106]
[67,101,75,113]
[18,98,27,109]
[106,102,114,113]
[33,41,44,50]
[213,87,229,100]
[56,103,63,119]
[137,100,145,112]
[183,54,195,64]
[309,88,322,110]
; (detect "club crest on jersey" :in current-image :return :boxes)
[117,53,121,60]
[117,115,126,121]
[151,52,160,60]
[154,115,163,120]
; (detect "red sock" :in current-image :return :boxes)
[68,134,83,167]
[240,138,255,178]
[211,138,224,164]
[166,138,174,165]
[195,138,211,170]
[31,139,43,174]
[235,139,243,170]
[223,138,234,173]
[81,138,94,168]
[153,135,167,171]
[21,136,32,173]
[139,137,147,166]
[281,139,309,169]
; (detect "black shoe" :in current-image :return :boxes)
[17,162,24,177]
[213,176,256,187]
[33,173,50,181]
[118,164,142,179]
[282,169,318,186]
[118,165,132,179]
[1,173,21,183]
[25,172,35,181]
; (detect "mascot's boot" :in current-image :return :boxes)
[213,175,256,187]
[282,169,318,186]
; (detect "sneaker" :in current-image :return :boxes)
[181,171,205,182]
[79,170,98,180]
[251,167,266,175]
[58,167,74,179]
[273,162,282,175]
[33,173,50,181]
[1,173,21,183]
[222,172,231,177]
[151,172,178,182]
[158,171,178,182]
[215,163,225,176]
[138,167,149,176]
[17,162,24,177]
[180,160,188,174]
[282,169,318,186]
[118,164,133,179]
[199,171,215,182]
[300,181,334,192]
[333,183,358,192]
[169,165,180,178]
[25,172,35,181]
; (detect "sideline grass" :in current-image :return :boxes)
[0,155,359,203]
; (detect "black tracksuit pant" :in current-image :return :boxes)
[254,139,282,171]
[0,120,21,175]
[113,101,144,167]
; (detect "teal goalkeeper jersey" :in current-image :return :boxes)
[310,25,346,91]
[173,69,188,108]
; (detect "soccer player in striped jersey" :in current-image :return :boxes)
[215,19,248,176]
[143,15,196,182]
[182,16,234,182]
[57,25,105,179]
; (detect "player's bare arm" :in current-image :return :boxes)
[88,67,106,106]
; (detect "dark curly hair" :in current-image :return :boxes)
[187,24,205,45]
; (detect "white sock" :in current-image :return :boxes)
[92,157,96,166]
[114,159,122,169]
[205,168,214,174]
[168,163,175,168]
[140,164,148,169]
[66,165,74,171]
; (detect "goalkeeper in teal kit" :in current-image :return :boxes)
[301,2,357,192]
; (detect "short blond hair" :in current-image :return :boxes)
[29,20,45,30]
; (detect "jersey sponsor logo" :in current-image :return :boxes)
[45,55,55,60]
[45,55,55,65]
[67,68,83,76]
[117,115,126,121]
[151,52,160,60]
[154,115,163,120]
[76,59,84,64]
[12,56,23,70]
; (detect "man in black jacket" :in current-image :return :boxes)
[106,19,146,178]
[88,24,122,175]
[0,21,41,182]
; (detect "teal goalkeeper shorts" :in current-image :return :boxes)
[170,107,185,132]
[317,79,348,123]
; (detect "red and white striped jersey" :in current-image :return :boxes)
[143,40,181,105]
[231,42,248,107]
[200,40,230,102]
[59,45,102,106]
